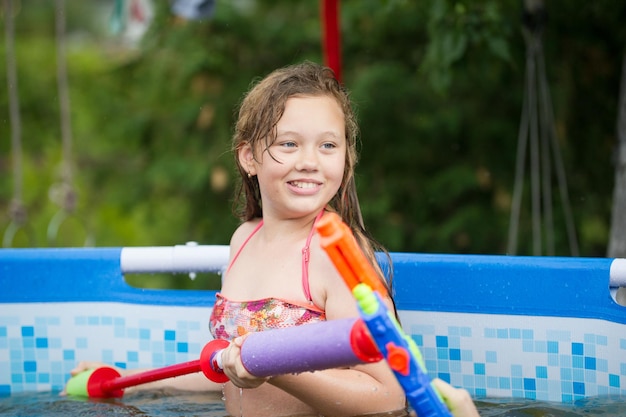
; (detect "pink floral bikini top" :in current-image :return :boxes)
[209,213,326,341]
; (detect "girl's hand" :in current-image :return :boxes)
[431,378,480,417]
[221,335,270,389]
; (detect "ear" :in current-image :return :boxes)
[238,143,257,176]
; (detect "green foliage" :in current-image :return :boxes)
[1,0,625,290]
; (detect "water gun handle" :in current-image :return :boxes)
[355,285,453,417]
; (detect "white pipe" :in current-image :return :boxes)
[120,244,230,274]
[610,258,626,287]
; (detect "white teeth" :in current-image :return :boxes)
[291,181,317,189]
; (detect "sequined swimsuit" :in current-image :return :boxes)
[209,213,326,341]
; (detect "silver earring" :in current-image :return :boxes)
[247,172,252,178]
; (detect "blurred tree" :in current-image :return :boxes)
[1,0,626,292]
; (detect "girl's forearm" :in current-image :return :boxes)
[268,366,405,417]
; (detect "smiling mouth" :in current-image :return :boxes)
[289,181,320,189]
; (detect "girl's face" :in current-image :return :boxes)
[240,95,346,220]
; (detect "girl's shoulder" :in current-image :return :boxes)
[229,218,262,249]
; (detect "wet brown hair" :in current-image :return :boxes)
[231,61,393,291]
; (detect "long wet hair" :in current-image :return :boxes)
[231,61,394,293]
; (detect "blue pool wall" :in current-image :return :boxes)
[1,247,625,402]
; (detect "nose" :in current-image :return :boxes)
[295,146,319,171]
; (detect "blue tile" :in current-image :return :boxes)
[522,340,534,352]
[523,378,536,391]
[509,328,521,339]
[0,327,7,337]
[584,334,595,344]
[127,351,138,362]
[449,361,461,373]
[21,326,34,337]
[497,328,508,339]
[561,380,572,394]
[164,330,176,341]
[23,361,36,372]
[534,341,547,353]
[436,336,448,348]
[87,316,99,325]
[0,385,10,397]
[547,341,559,354]
[597,358,608,372]
[437,360,450,372]
[584,356,596,370]
[449,348,461,361]
[499,377,510,389]
[475,388,487,398]
[522,329,534,339]
[63,350,74,360]
[485,351,497,363]
[572,356,583,369]
[572,342,584,355]
[474,363,485,375]
[38,373,50,383]
[411,334,423,346]
[484,328,496,338]
[573,369,584,382]
[459,327,471,337]
[511,365,523,377]
[609,374,620,388]
[35,338,48,348]
[139,329,151,340]
[596,335,607,346]
[573,382,585,395]
[438,373,451,383]
[460,350,473,362]
[536,366,547,379]
[524,391,536,400]
[512,377,523,390]
[487,376,498,389]
[437,348,448,360]
[177,342,188,353]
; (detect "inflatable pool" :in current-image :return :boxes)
[1,246,625,403]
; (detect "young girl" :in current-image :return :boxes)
[68,62,480,417]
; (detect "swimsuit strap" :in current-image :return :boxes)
[225,210,325,303]
[302,210,325,303]
[225,220,264,275]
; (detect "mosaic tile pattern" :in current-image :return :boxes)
[1,303,625,403]
[402,311,626,402]
[0,303,211,396]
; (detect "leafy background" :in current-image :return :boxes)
[1,1,625,288]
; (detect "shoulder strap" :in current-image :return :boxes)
[301,210,325,302]
[225,220,263,275]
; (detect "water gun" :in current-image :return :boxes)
[316,212,453,417]
[65,316,382,398]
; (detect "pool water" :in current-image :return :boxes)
[1,392,625,416]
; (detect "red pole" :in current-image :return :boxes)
[321,0,342,83]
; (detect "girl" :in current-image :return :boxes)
[68,62,480,417]
[212,60,405,416]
